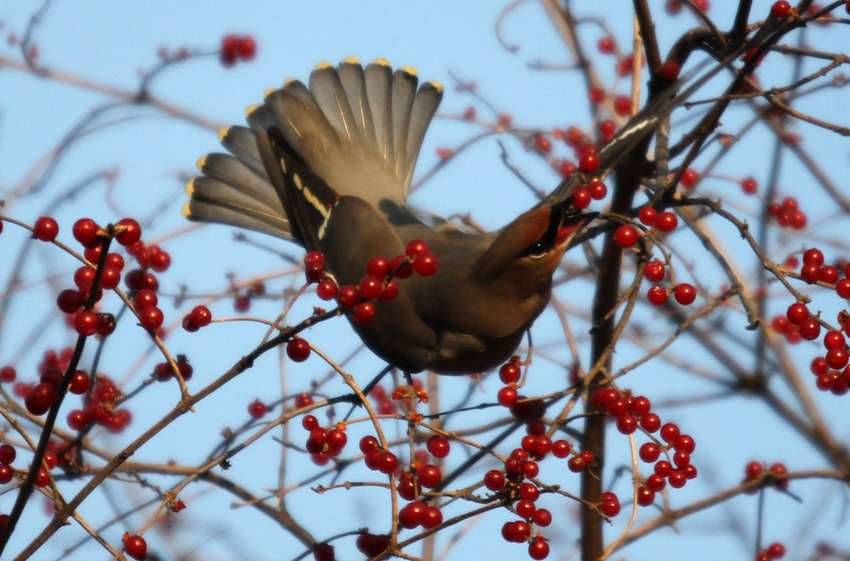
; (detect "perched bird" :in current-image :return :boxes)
[184,57,597,374]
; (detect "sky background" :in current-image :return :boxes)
[1,2,849,560]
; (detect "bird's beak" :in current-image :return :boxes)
[550,197,599,249]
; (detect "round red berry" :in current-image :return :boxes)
[614,225,639,248]
[34,217,59,242]
[771,1,792,17]
[579,152,600,172]
[72,218,101,248]
[286,338,311,362]
[674,283,697,305]
[124,535,147,560]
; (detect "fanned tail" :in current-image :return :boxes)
[184,58,443,244]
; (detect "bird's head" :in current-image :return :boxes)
[473,200,597,293]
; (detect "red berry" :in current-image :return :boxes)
[358,275,384,300]
[0,366,15,383]
[417,464,442,488]
[366,256,390,278]
[248,399,267,419]
[316,278,338,301]
[116,218,142,246]
[336,285,360,308]
[786,303,809,324]
[803,248,824,266]
[616,414,638,434]
[552,440,571,458]
[497,386,518,407]
[597,37,615,54]
[0,444,16,465]
[352,302,376,326]
[614,95,631,116]
[647,286,668,306]
[406,240,429,256]
[427,435,450,458]
[767,542,786,559]
[133,289,158,310]
[190,305,212,327]
[499,362,521,384]
[674,283,697,305]
[286,338,311,362]
[33,217,59,241]
[771,1,792,17]
[655,212,678,232]
[614,225,639,248]
[638,207,657,226]
[640,442,661,463]
[644,260,666,282]
[72,218,100,248]
[571,187,591,210]
[69,370,91,394]
[824,330,845,349]
[579,152,600,172]
[57,289,83,314]
[138,306,164,330]
[741,177,758,194]
[661,60,680,80]
[313,543,335,561]
[484,469,505,491]
[421,505,443,529]
[587,179,607,200]
[376,451,398,474]
[25,382,58,415]
[74,310,99,336]
[236,35,256,60]
[124,535,147,560]
[413,252,438,276]
[528,539,550,560]
[680,168,699,188]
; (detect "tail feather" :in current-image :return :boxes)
[390,67,417,179]
[364,59,394,164]
[196,153,282,214]
[309,61,361,142]
[338,57,375,147]
[403,80,442,188]
[218,126,264,175]
[184,177,290,238]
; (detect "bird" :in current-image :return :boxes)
[184,57,598,375]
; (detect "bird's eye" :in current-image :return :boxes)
[524,240,548,259]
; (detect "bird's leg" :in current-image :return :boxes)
[341,363,394,422]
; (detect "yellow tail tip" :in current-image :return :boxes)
[185,178,196,196]
[245,103,262,118]
[341,56,361,65]
[181,200,193,218]
[217,127,230,143]
[195,155,208,171]
[370,58,390,67]
[399,66,418,77]
[425,80,444,93]
[313,61,332,71]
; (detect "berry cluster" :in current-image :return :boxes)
[303,240,438,332]
[592,387,697,503]
[219,34,256,67]
[151,354,193,383]
[301,415,348,466]
[743,461,789,492]
[768,196,807,230]
[66,377,132,433]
